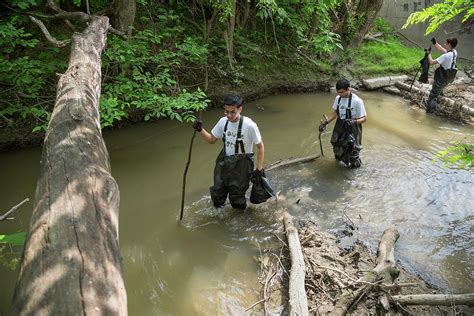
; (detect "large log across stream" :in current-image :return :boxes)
[12,17,127,315]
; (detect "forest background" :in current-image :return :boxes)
[1,0,440,151]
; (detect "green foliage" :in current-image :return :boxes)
[403,0,474,35]
[7,0,38,9]
[371,17,394,34]
[0,245,20,270]
[433,142,473,169]
[0,232,27,246]
[352,39,422,75]
[101,17,209,127]
[0,232,25,270]
[0,15,64,132]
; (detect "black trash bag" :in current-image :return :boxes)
[418,54,430,83]
[250,170,275,204]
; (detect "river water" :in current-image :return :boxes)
[0,91,473,314]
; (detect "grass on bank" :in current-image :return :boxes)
[352,38,427,76]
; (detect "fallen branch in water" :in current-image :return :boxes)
[0,198,29,221]
[391,293,474,306]
[283,211,309,316]
[267,154,320,172]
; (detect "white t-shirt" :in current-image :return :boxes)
[332,93,366,120]
[436,50,457,70]
[211,116,262,156]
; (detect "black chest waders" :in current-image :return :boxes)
[210,116,254,210]
[427,51,457,113]
[330,94,363,167]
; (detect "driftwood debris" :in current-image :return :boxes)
[283,211,309,316]
[394,81,474,116]
[267,154,320,172]
[0,198,29,221]
[12,17,127,315]
[392,293,474,306]
[331,227,399,316]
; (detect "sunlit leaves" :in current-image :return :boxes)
[433,142,473,169]
[403,0,474,35]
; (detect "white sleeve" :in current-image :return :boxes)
[355,98,367,118]
[435,53,448,65]
[211,118,225,139]
[332,96,339,111]
[249,122,262,145]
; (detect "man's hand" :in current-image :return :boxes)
[319,120,328,132]
[251,169,264,184]
[431,37,437,45]
[192,120,203,132]
[345,118,355,128]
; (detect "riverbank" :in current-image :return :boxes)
[256,215,474,315]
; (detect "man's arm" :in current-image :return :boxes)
[428,53,439,65]
[433,42,447,54]
[255,141,264,171]
[326,110,338,124]
[354,116,367,124]
[198,128,218,144]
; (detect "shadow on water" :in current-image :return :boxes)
[1,91,473,314]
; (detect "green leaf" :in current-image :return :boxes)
[0,232,27,246]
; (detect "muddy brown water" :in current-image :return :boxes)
[0,91,473,315]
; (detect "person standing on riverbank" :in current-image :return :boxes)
[319,79,367,168]
[426,37,458,113]
[192,92,265,210]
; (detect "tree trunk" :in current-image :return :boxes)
[350,0,383,48]
[12,16,127,316]
[113,0,136,37]
[224,0,237,70]
[283,211,309,316]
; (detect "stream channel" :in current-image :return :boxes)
[0,91,473,315]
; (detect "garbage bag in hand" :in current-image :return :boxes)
[250,170,275,204]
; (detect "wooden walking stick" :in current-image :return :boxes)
[180,113,202,221]
[319,114,328,157]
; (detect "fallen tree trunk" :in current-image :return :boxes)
[12,16,127,315]
[283,211,309,316]
[267,154,320,172]
[392,293,474,306]
[331,227,399,316]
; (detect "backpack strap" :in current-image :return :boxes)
[235,116,245,154]
[451,51,456,69]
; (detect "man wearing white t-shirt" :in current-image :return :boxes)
[426,37,458,113]
[193,93,265,209]
[319,79,367,168]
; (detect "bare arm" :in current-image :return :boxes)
[433,42,447,54]
[197,128,218,144]
[326,110,338,124]
[355,116,367,124]
[428,53,438,65]
[256,141,264,171]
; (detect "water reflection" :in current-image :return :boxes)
[0,91,473,315]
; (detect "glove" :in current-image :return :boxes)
[192,120,202,132]
[431,37,437,45]
[345,119,355,128]
[251,169,264,184]
[319,120,328,132]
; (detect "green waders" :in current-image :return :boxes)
[330,94,363,168]
[210,116,254,210]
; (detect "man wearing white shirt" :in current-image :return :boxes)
[193,93,265,209]
[319,79,367,168]
[427,37,458,113]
